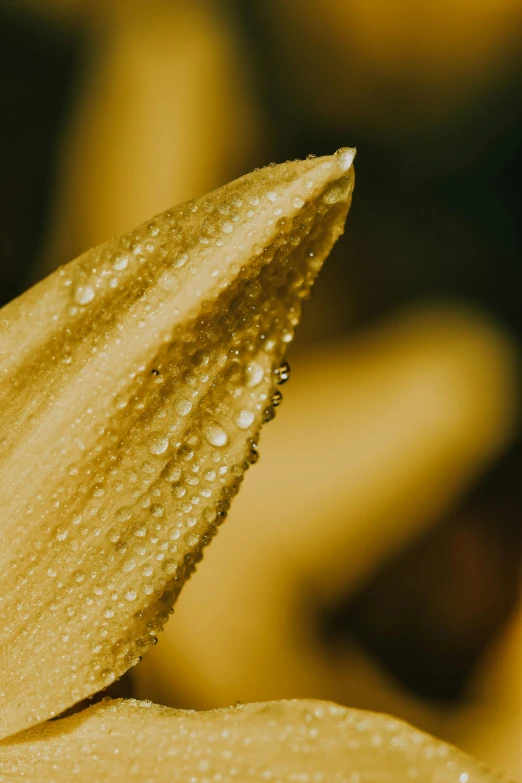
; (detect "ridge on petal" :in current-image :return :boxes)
[0,150,355,739]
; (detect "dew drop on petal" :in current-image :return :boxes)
[271,389,283,407]
[275,360,291,385]
[175,399,193,417]
[245,362,264,388]
[112,255,128,271]
[55,527,68,541]
[147,433,169,455]
[235,410,255,430]
[204,422,229,447]
[74,285,95,305]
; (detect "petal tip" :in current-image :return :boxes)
[334,146,356,173]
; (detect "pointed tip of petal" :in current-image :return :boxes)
[334,145,357,171]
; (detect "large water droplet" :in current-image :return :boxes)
[74,285,95,305]
[204,422,229,447]
[175,399,193,417]
[245,362,264,388]
[112,255,128,271]
[235,410,255,430]
[147,433,169,455]
[263,407,276,423]
[275,361,291,385]
[271,389,283,407]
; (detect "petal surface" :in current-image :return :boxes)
[0,697,510,782]
[0,150,354,738]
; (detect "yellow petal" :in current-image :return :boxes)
[0,697,509,782]
[0,149,355,739]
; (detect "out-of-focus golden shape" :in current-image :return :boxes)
[453,598,522,781]
[275,0,521,121]
[139,306,518,773]
[0,150,354,739]
[36,0,259,275]
[0,697,510,782]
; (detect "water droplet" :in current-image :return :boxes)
[122,559,136,573]
[147,433,169,455]
[292,196,305,209]
[235,410,255,430]
[55,527,68,541]
[174,253,188,269]
[192,349,209,368]
[125,590,137,602]
[204,422,229,447]
[74,285,95,305]
[175,399,193,417]
[271,389,283,407]
[163,462,182,483]
[112,255,128,271]
[335,146,355,171]
[116,506,132,523]
[263,407,276,423]
[275,361,291,384]
[322,180,348,205]
[162,560,177,575]
[245,362,264,388]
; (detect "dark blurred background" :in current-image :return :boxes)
[1,0,520,776]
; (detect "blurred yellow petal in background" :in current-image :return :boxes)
[272,0,522,122]
[138,305,520,778]
[37,0,259,276]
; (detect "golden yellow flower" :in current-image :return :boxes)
[0,151,510,780]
